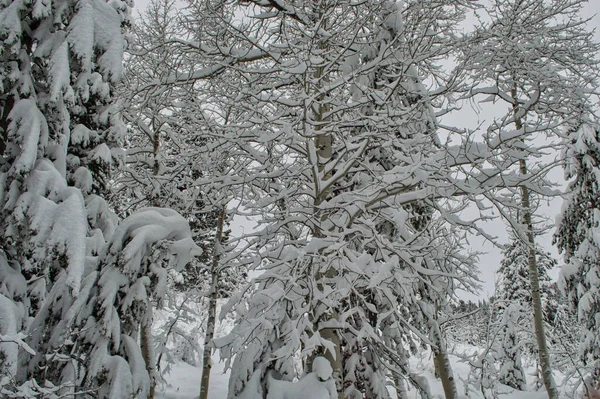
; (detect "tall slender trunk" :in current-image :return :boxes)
[434,350,457,399]
[199,206,226,399]
[512,84,558,399]
[141,308,156,399]
[141,112,163,399]
[306,7,343,397]
[311,110,343,398]
[429,309,457,399]
[519,173,557,399]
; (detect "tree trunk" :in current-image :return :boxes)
[141,117,161,399]
[519,176,558,399]
[318,327,343,399]
[199,206,226,399]
[394,374,408,399]
[430,320,457,399]
[512,86,559,399]
[141,308,156,399]
[434,350,457,399]
[309,8,343,397]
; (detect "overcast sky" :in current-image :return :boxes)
[129,0,600,301]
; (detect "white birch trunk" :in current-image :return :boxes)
[512,85,558,399]
[199,206,226,399]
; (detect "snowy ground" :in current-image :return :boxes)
[156,359,229,398]
[156,345,567,399]
[153,305,575,399]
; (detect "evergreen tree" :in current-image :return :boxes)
[555,110,600,387]
[494,233,555,390]
[0,0,131,394]
[496,303,527,391]
[497,234,554,319]
[0,0,200,397]
[543,282,580,374]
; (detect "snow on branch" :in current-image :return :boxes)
[105,207,203,274]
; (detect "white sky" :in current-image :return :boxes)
[129,0,600,301]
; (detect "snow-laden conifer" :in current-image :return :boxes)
[494,234,554,390]
[0,0,130,394]
[555,109,600,387]
[0,0,201,397]
[497,237,554,308]
[496,303,527,391]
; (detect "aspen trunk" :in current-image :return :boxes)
[519,173,558,399]
[199,206,226,399]
[309,7,343,396]
[512,86,558,399]
[430,319,457,399]
[434,350,457,399]
[318,327,343,399]
[141,309,156,399]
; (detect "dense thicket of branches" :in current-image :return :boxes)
[0,0,599,398]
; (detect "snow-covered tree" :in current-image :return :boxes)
[496,303,527,391]
[0,0,130,393]
[120,0,250,294]
[496,234,554,320]
[456,1,599,397]
[543,282,580,375]
[555,110,600,387]
[82,207,201,398]
[172,1,482,397]
[494,234,555,390]
[118,2,250,397]
[0,0,201,397]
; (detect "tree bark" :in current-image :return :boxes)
[434,350,457,399]
[199,206,226,399]
[308,7,343,397]
[140,308,156,399]
[519,172,558,399]
[512,86,559,399]
[430,319,457,399]
[318,327,343,398]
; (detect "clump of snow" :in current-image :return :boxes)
[93,0,127,81]
[312,356,333,381]
[49,40,71,102]
[6,99,49,175]
[0,295,26,377]
[265,372,336,399]
[71,124,94,146]
[73,166,93,193]
[235,370,263,399]
[91,143,113,164]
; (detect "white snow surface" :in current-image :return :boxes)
[265,372,337,399]
[154,303,575,399]
[156,343,569,399]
